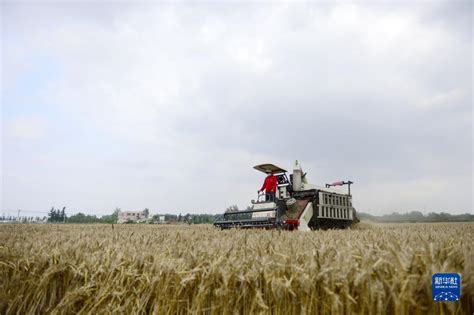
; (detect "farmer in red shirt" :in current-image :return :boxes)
[258,171,277,201]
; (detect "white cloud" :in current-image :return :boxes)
[7,116,48,141]
[417,88,467,110]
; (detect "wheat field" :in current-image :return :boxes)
[0,223,472,314]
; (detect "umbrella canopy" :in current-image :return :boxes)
[253,163,287,174]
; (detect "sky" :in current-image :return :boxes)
[1,1,472,217]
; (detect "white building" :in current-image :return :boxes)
[117,210,148,224]
[157,215,165,223]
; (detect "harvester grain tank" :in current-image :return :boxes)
[214,160,359,231]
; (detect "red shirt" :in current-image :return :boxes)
[260,175,277,193]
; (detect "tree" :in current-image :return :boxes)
[48,207,56,222]
[68,213,101,223]
[224,205,250,220]
[225,205,239,213]
[185,213,191,224]
[143,208,150,218]
[112,208,120,222]
[165,214,177,222]
[48,207,67,223]
[101,208,120,224]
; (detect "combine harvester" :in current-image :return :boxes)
[214,160,359,231]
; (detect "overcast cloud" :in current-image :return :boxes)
[1,2,472,216]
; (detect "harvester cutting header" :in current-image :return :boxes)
[214,160,359,231]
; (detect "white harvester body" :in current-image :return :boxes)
[214,160,359,230]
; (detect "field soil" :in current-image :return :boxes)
[0,222,472,314]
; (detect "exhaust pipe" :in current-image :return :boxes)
[293,160,303,191]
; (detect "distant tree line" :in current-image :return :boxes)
[48,207,67,223]
[154,213,218,224]
[0,215,45,222]
[358,211,474,223]
[67,210,218,224]
[36,207,474,225]
[222,205,251,220]
[67,209,119,224]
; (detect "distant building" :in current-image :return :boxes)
[157,215,165,223]
[117,210,148,224]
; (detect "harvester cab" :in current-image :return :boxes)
[252,164,292,200]
[214,160,359,231]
